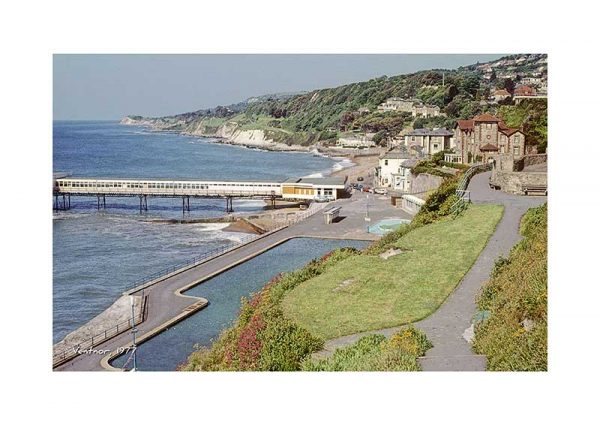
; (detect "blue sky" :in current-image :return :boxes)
[53,54,505,120]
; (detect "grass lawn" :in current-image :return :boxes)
[281,204,504,339]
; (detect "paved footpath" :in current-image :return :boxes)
[55,191,407,371]
[317,172,546,371]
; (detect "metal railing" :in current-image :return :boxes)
[450,163,492,216]
[53,295,148,368]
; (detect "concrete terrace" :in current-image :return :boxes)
[55,191,409,371]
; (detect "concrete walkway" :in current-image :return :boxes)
[316,172,546,371]
[55,191,408,371]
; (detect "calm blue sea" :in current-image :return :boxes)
[53,121,344,345]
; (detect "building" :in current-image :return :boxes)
[281,177,347,200]
[411,104,443,118]
[513,85,537,96]
[375,149,413,187]
[454,114,525,164]
[377,97,415,112]
[336,134,376,149]
[492,89,511,102]
[391,158,419,192]
[404,128,453,156]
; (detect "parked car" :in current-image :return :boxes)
[374,188,388,195]
[356,184,364,191]
[314,195,329,203]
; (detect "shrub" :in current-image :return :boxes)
[473,203,547,371]
[302,326,431,371]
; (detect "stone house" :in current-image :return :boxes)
[404,128,453,156]
[454,114,525,164]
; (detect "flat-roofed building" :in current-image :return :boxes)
[281,177,347,200]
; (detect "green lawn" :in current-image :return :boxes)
[281,204,504,339]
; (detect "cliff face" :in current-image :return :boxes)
[121,115,307,152]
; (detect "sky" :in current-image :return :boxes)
[53,54,506,120]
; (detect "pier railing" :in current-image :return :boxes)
[53,295,148,368]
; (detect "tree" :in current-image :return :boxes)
[503,78,516,94]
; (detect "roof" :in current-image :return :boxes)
[499,128,522,137]
[456,120,474,131]
[381,150,412,160]
[400,159,420,168]
[292,177,347,187]
[480,143,499,151]
[494,89,511,96]
[473,113,502,122]
[405,127,453,137]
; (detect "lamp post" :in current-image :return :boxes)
[365,194,371,232]
[130,295,137,371]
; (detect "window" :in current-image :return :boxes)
[384,160,388,166]
[513,146,520,155]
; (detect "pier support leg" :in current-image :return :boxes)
[182,196,190,214]
[139,195,148,214]
[225,197,234,213]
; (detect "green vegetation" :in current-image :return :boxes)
[498,98,547,153]
[302,327,432,371]
[182,248,360,371]
[473,203,547,371]
[182,178,505,371]
[281,204,503,339]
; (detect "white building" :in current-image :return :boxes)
[337,135,376,149]
[375,150,413,187]
[391,158,420,192]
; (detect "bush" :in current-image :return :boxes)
[302,326,431,371]
[473,203,547,371]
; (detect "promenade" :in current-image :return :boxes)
[55,191,408,371]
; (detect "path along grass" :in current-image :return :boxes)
[281,204,504,339]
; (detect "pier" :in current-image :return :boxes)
[53,175,348,213]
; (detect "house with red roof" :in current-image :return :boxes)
[453,114,525,164]
[513,85,537,96]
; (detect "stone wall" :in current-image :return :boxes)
[514,153,547,171]
[491,171,547,194]
[410,172,444,196]
[490,153,547,194]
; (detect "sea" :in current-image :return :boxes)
[52,121,356,352]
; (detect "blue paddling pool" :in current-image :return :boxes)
[368,218,411,235]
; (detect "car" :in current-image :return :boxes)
[314,195,329,202]
[374,188,388,195]
[356,184,363,191]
